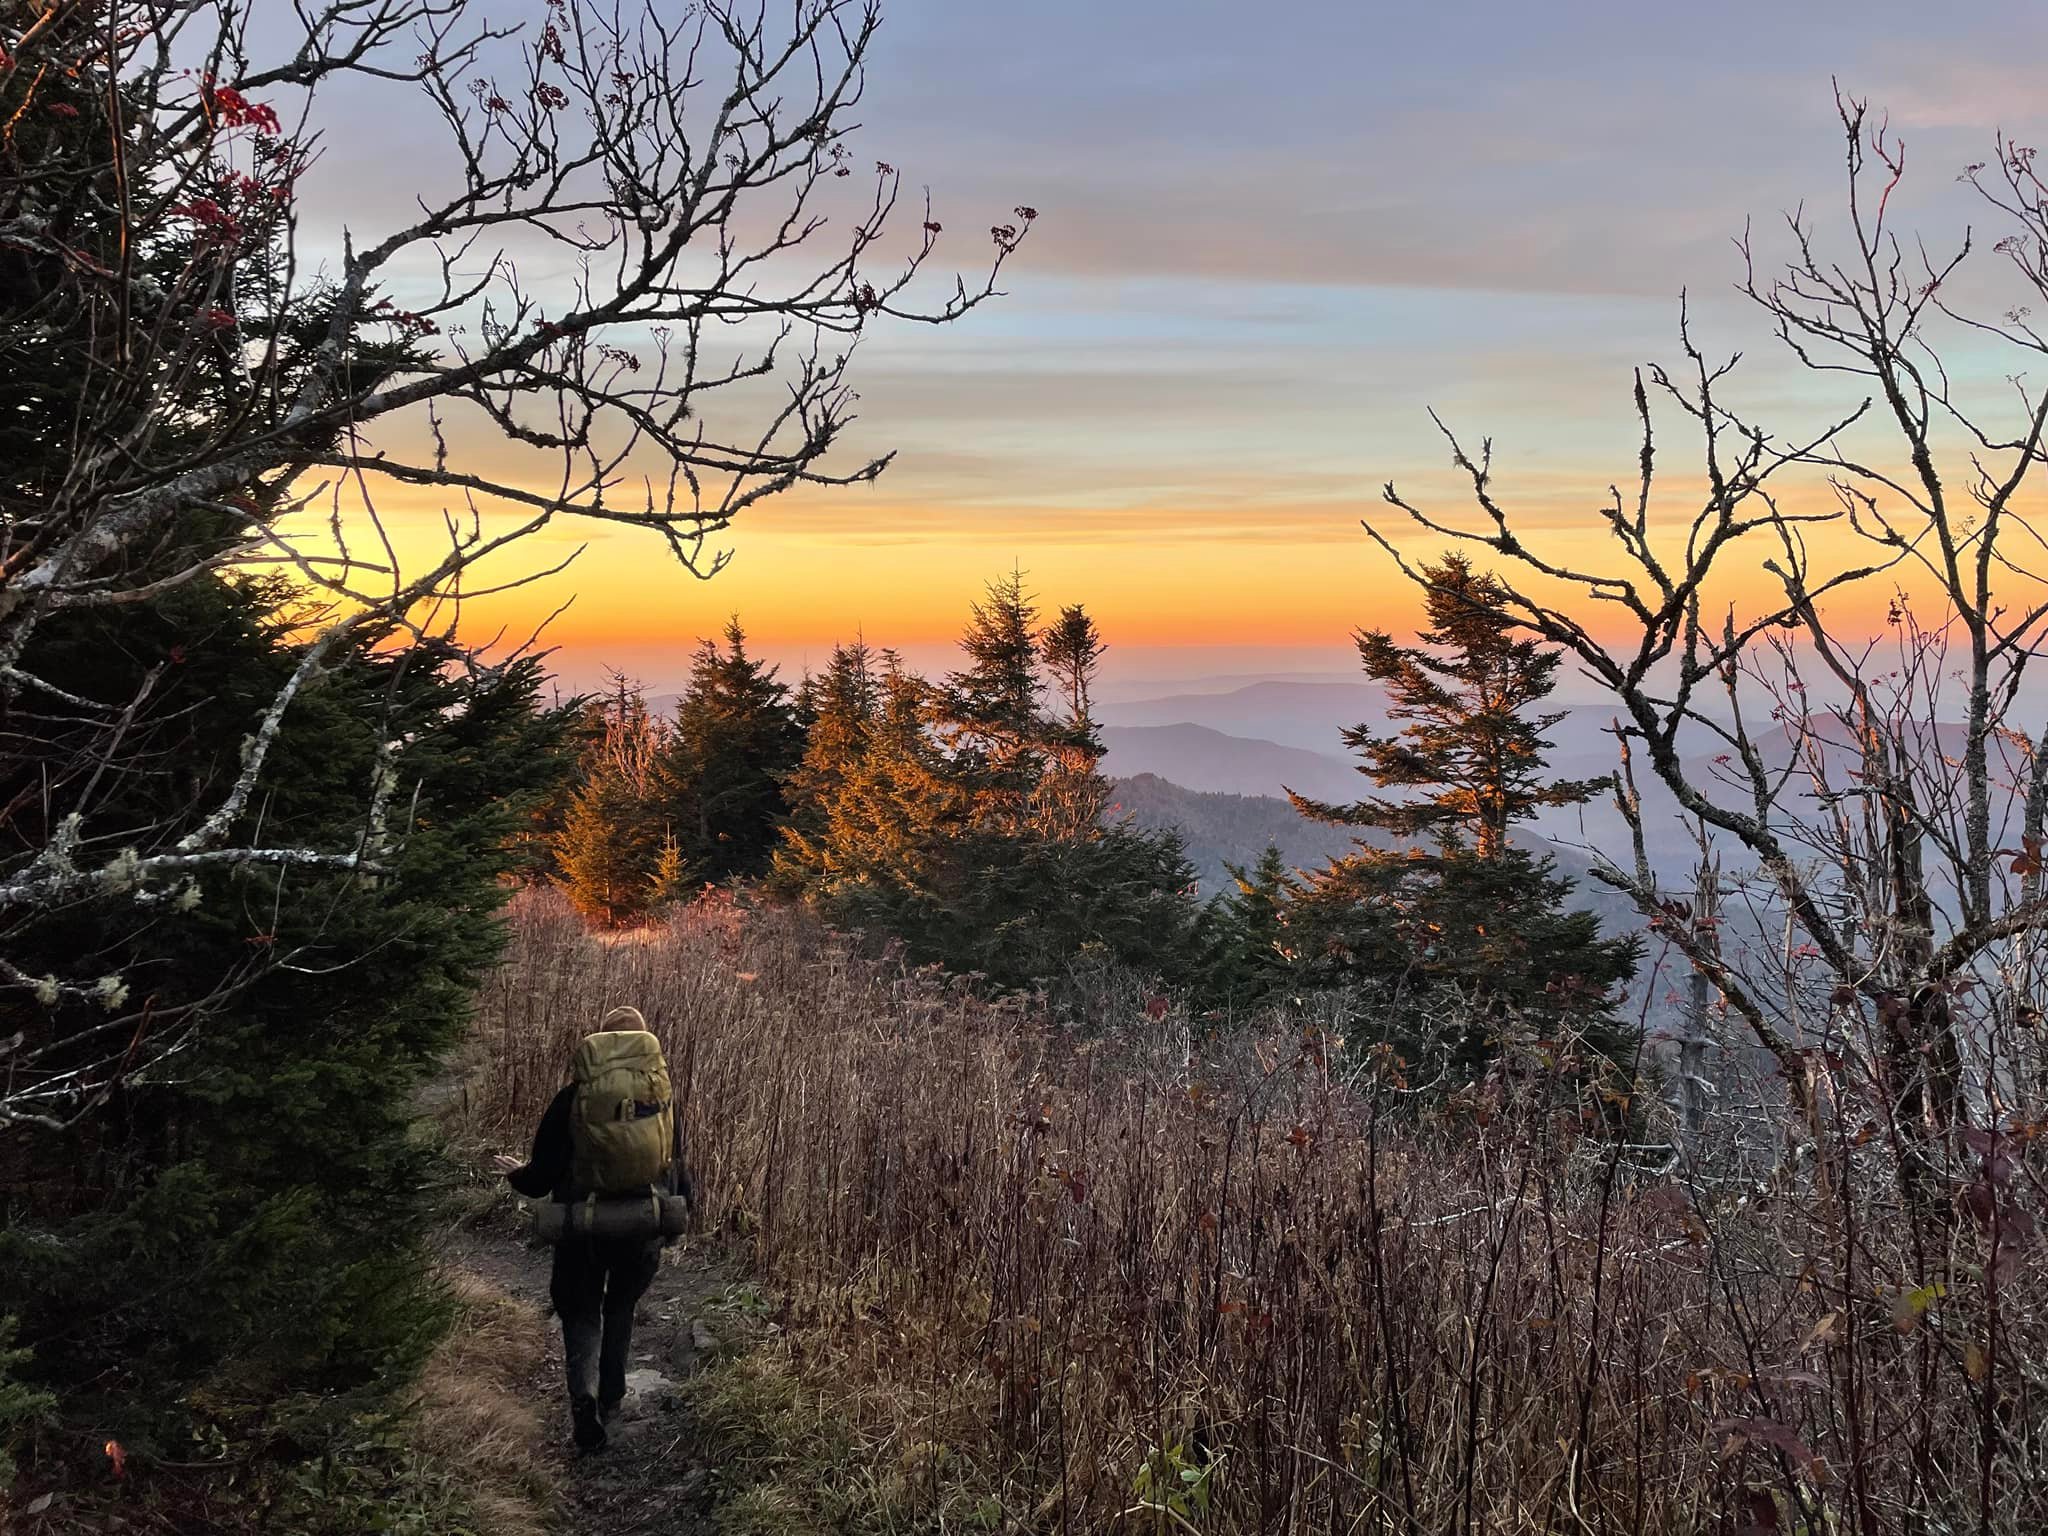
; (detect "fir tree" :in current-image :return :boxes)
[950,814,1198,991]
[0,19,577,1465]
[775,640,881,893]
[508,692,606,887]
[791,664,822,736]
[1040,604,1107,742]
[826,654,970,923]
[938,582,1195,983]
[0,573,577,1451]
[651,830,692,907]
[1284,845,1639,1081]
[1036,603,1111,837]
[779,582,1200,990]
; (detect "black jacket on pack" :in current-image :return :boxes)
[506,1083,578,1201]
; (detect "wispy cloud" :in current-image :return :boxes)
[268,0,2048,674]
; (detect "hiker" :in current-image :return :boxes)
[498,1005,691,1453]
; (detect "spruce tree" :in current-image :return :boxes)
[775,640,881,894]
[655,619,804,884]
[0,17,579,1469]
[651,831,692,907]
[1040,604,1107,742]
[1287,555,1640,1081]
[553,678,665,927]
[1292,554,1609,853]
[1200,845,1296,1011]
[938,582,1190,981]
[791,664,823,736]
[1036,603,1111,838]
[0,573,578,1451]
[774,580,1202,991]
[508,692,606,887]
[828,653,970,924]
[940,568,1046,803]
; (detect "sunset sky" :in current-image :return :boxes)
[306,0,2048,693]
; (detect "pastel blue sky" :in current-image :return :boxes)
[295,1,2048,690]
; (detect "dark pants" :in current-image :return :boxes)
[549,1234,660,1411]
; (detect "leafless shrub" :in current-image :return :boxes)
[1368,93,2048,1214]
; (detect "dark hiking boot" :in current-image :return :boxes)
[599,1393,625,1424]
[571,1396,607,1453]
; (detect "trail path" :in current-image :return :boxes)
[437,1206,733,1535]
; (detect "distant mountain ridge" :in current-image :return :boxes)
[1100,681,1389,753]
[1109,773,1367,895]
[1099,722,1359,803]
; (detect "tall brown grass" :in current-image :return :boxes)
[464,888,2046,1533]
[410,1268,553,1536]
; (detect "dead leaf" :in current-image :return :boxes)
[1716,1416,1829,1482]
[1800,1312,1841,1353]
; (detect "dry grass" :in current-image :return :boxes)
[679,1277,1037,1535]
[463,888,2048,1534]
[409,1267,553,1536]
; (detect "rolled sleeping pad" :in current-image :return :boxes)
[531,1192,691,1242]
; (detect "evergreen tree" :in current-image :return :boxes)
[553,677,665,927]
[654,619,804,884]
[778,583,1200,990]
[775,640,881,894]
[1287,555,1640,1081]
[811,653,971,932]
[933,583,1198,983]
[1040,604,1107,742]
[0,572,578,1453]
[946,814,1198,990]
[651,830,692,908]
[1032,604,1106,828]
[508,692,605,886]
[791,664,823,735]
[0,16,578,1471]
[1036,603,1110,838]
[1293,553,1609,855]
[1284,846,1638,1081]
[940,569,1046,805]
[1199,845,1296,1011]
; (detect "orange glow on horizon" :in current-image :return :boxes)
[315,470,1966,672]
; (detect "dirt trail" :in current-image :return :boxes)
[437,1205,733,1535]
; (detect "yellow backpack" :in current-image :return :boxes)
[568,1029,674,1195]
